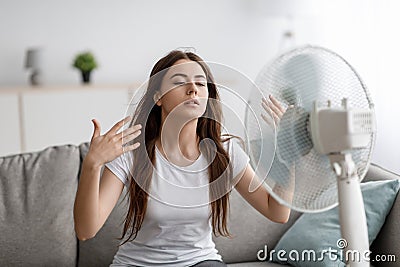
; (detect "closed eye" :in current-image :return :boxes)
[173,81,206,87]
[173,82,185,86]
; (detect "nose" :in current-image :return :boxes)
[186,82,198,96]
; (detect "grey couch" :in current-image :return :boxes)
[0,143,399,267]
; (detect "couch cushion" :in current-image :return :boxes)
[214,190,301,264]
[0,145,80,266]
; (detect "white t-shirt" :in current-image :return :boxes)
[106,138,249,267]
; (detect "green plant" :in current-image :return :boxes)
[72,51,98,72]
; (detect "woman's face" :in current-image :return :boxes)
[156,59,209,120]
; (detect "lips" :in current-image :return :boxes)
[184,98,200,105]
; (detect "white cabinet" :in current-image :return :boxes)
[0,93,21,156]
[0,85,133,156]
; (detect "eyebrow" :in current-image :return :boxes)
[169,73,206,80]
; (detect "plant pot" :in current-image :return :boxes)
[81,71,91,84]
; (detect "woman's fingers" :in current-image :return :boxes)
[269,94,286,114]
[117,124,142,140]
[262,97,283,118]
[91,119,101,140]
[269,101,284,118]
[105,116,131,136]
[261,105,279,126]
[261,95,290,127]
[270,110,280,122]
[261,113,273,125]
[123,142,141,153]
[87,117,140,165]
[262,101,279,121]
[121,127,142,145]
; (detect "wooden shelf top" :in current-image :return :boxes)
[0,83,142,94]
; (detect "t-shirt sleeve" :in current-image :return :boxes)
[227,138,250,178]
[104,152,132,185]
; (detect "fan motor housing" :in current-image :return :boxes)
[310,101,376,155]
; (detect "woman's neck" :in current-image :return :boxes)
[157,118,200,164]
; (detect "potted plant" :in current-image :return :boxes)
[72,51,98,84]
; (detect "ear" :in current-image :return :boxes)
[153,92,162,106]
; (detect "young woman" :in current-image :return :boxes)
[73,50,291,267]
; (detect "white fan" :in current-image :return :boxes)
[245,45,376,266]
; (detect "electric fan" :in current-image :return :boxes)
[245,45,376,266]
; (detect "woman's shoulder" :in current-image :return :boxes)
[220,135,250,177]
[104,151,134,185]
[221,135,245,151]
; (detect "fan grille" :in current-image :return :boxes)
[247,46,375,212]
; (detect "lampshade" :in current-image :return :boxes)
[25,48,43,69]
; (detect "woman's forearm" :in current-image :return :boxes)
[267,193,291,223]
[268,166,295,223]
[73,158,102,240]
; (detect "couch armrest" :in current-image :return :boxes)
[366,164,400,266]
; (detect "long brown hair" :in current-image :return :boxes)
[120,50,234,244]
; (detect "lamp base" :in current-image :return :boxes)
[29,70,42,86]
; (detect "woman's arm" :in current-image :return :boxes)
[73,117,141,241]
[74,161,124,240]
[234,165,293,224]
[234,94,294,223]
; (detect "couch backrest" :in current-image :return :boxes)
[0,145,80,266]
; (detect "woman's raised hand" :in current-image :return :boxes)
[85,116,142,168]
[261,95,292,127]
